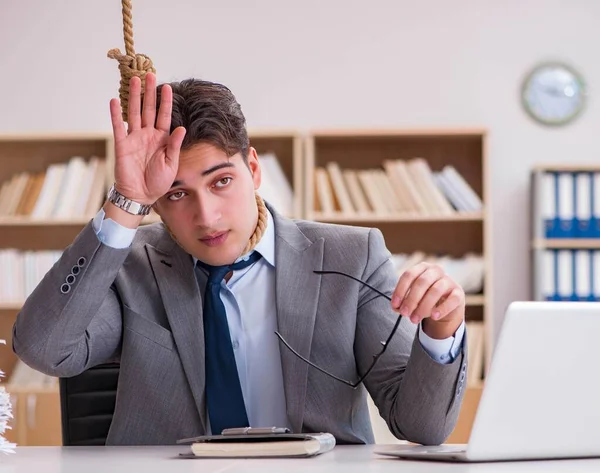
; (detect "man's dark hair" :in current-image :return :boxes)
[156,78,249,160]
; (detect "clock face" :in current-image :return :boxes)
[521,62,586,126]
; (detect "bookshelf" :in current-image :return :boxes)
[0,133,116,446]
[304,129,491,444]
[531,165,600,302]
[0,128,488,445]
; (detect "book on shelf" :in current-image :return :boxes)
[532,168,600,239]
[391,252,485,295]
[465,321,485,385]
[313,158,483,217]
[0,250,62,304]
[256,152,294,217]
[0,156,106,220]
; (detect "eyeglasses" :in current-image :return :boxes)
[274,270,403,389]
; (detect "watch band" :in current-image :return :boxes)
[107,185,152,216]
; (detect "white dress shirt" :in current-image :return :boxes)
[92,208,465,429]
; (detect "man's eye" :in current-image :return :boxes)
[214,177,232,188]
[168,191,186,201]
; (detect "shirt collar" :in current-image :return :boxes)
[192,206,275,268]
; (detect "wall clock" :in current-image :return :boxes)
[521,62,586,126]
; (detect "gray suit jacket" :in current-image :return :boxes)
[12,206,467,446]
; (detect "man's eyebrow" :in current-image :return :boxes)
[201,162,235,176]
[170,162,235,188]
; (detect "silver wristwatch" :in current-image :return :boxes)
[106,184,153,216]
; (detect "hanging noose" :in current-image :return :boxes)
[107,0,156,122]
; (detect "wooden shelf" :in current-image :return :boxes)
[309,128,487,137]
[0,217,91,226]
[312,211,484,223]
[465,294,485,306]
[0,129,491,446]
[533,238,600,249]
[0,302,22,311]
[532,163,600,172]
[4,385,58,395]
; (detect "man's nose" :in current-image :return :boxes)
[193,195,221,228]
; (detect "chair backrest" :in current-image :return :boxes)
[59,363,120,446]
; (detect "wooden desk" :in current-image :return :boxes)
[2,445,600,472]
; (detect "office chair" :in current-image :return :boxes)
[59,363,120,446]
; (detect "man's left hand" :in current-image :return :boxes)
[391,261,465,340]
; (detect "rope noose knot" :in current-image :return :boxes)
[107,48,155,122]
[107,0,155,122]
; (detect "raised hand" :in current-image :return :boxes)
[109,72,186,205]
[391,261,465,339]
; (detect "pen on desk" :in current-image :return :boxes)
[221,427,291,435]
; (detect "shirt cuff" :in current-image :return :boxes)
[92,207,138,249]
[418,319,465,365]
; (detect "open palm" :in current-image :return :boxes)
[110,73,186,205]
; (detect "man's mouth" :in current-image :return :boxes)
[199,231,229,247]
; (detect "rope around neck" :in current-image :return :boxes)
[242,193,268,255]
[107,0,156,122]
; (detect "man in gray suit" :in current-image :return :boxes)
[13,73,468,446]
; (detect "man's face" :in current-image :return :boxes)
[154,142,262,266]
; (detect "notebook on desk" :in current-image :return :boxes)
[376,301,600,463]
[177,427,336,458]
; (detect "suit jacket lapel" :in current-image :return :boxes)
[145,236,207,432]
[272,209,324,433]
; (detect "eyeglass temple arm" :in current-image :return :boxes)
[313,270,393,302]
[353,313,403,386]
[274,331,359,387]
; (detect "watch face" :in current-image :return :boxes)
[521,62,586,126]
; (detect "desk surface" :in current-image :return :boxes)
[1,445,600,472]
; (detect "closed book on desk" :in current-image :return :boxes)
[178,429,336,458]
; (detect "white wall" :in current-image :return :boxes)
[2,0,599,341]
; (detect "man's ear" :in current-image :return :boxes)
[247,147,262,190]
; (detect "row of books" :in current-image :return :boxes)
[539,249,600,301]
[0,250,61,302]
[533,170,600,239]
[314,158,483,216]
[390,252,484,295]
[0,152,294,221]
[0,157,106,219]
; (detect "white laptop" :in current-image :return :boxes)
[375,301,600,462]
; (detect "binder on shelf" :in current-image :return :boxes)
[593,172,600,238]
[574,172,592,239]
[532,170,557,239]
[539,249,600,302]
[556,172,574,238]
